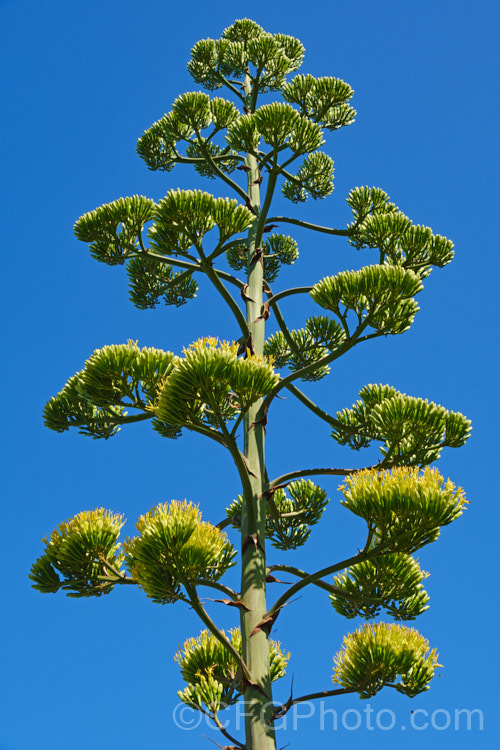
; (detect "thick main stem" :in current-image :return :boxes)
[239,73,276,750]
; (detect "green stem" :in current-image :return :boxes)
[204,394,250,490]
[282,382,349,432]
[249,75,260,112]
[133,249,245,291]
[217,270,246,291]
[266,215,351,237]
[256,144,289,174]
[195,134,249,202]
[73,412,151,431]
[262,318,372,412]
[191,579,239,601]
[130,250,201,272]
[213,69,246,103]
[196,244,249,337]
[254,158,279,247]
[268,299,301,359]
[211,712,245,749]
[208,238,245,265]
[239,71,276,750]
[163,268,196,293]
[215,515,236,531]
[175,153,244,167]
[266,564,389,603]
[224,433,256,544]
[137,229,199,263]
[265,541,391,618]
[97,575,138,586]
[98,556,129,581]
[183,581,252,681]
[272,687,359,720]
[265,286,313,306]
[229,409,246,440]
[186,422,228,447]
[267,465,374,490]
[271,163,303,185]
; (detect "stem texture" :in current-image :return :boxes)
[239,73,277,750]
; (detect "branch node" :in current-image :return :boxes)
[254,300,271,322]
[249,602,288,637]
[237,333,255,358]
[240,284,255,303]
[249,247,264,268]
[242,532,264,554]
[244,197,257,215]
[249,412,268,433]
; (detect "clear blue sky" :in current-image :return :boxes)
[2,1,498,748]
